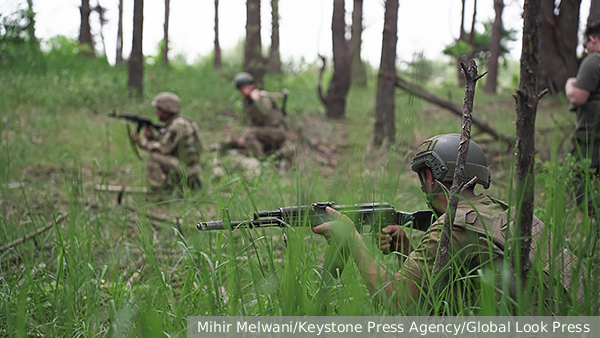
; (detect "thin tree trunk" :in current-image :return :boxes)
[351,0,367,86]
[372,0,398,147]
[456,0,467,87]
[515,0,542,284]
[323,0,351,119]
[95,1,107,58]
[116,0,124,65]
[484,0,504,94]
[244,0,266,85]
[538,0,581,94]
[214,0,221,69]
[468,0,477,46]
[268,0,281,73]
[128,0,144,95]
[589,0,600,25]
[26,0,37,46]
[163,0,170,66]
[434,61,486,293]
[79,0,94,54]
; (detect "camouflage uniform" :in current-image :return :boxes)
[398,194,582,311]
[139,114,203,190]
[242,91,286,158]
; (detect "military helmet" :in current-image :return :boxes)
[410,134,491,189]
[151,92,181,114]
[234,72,255,89]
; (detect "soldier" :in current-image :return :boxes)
[234,72,287,159]
[565,22,600,214]
[133,92,203,191]
[313,134,583,312]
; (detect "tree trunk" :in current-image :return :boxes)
[214,0,221,69]
[95,1,108,58]
[538,0,581,94]
[116,0,124,65]
[26,0,37,46]
[484,0,504,94]
[268,0,281,73]
[468,0,477,47]
[128,0,144,95]
[244,0,266,85]
[589,0,600,26]
[455,0,467,87]
[323,0,351,120]
[515,0,542,285]
[162,0,170,66]
[79,0,94,54]
[351,0,367,86]
[372,0,398,147]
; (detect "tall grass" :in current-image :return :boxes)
[0,39,598,337]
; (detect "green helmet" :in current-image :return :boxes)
[234,72,255,89]
[410,134,491,189]
[151,92,181,114]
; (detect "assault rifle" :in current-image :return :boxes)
[197,201,433,234]
[108,111,166,159]
[108,112,165,133]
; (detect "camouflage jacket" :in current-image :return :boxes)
[243,90,284,127]
[139,114,202,164]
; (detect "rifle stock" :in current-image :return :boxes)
[197,202,433,234]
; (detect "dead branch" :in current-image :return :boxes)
[0,214,67,252]
[125,205,181,225]
[395,75,515,145]
[4,182,28,189]
[433,60,486,293]
[95,184,148,193]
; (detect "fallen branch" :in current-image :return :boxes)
[95,184,148,193]
[0,214,67,252]
[125,205,181,225]
[395,75,515,145]
[4,182,28,189]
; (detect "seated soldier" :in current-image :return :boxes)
[234,72,287,159]
[133,92,203,191]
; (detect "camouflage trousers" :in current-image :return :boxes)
[242,126,286,158]
[146,152,202,190]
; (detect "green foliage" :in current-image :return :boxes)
[0,4,42,72]
[0,35,598,337]
[443,19,517,66]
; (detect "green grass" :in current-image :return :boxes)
[1,39,598,337]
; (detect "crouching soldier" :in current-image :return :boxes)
[133,92,203,191]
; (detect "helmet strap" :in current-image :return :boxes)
[425,179,450,212]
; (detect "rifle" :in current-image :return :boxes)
[108,111,165,160]
[108,112,165,133]
[197,201,433,234]
[198,201,433,277]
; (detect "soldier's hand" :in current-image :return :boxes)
[377,225,412,256]
[143,127,154,140]
[312,207,359,244]
[132,133,141,144]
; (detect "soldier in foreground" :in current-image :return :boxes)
[133,92,203,191]
[565,22,600,214]
[313,134,583,313]
[233,72,288,159]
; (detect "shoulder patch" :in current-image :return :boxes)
[466,210,478,224]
